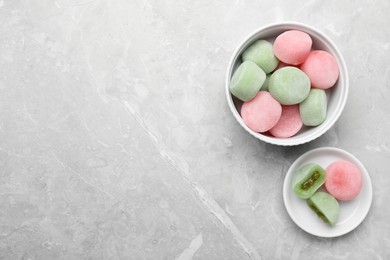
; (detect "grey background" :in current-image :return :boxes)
[1,0,389,259]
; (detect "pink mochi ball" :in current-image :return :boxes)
[241,91,282,133]
[269,105,303,138]
[273,30,312,65]
[300,50,339,89]
[325,160,362,201]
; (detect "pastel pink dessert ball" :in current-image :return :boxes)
[240,91,282,133]
[273,30,312,65]
[300,50,339,89]
[325,160,362,201]
[269,105,303,138]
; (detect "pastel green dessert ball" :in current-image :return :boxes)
[242,40,279,74]
[260,74,271,91]
[269,67,310,105]
[229,61,266,102]
[299,88,327,126]
[307,192,340,226]
[292,163,326,199]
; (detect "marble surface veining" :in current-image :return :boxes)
[1,0,390,259]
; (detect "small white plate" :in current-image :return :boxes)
[283,147,372,237]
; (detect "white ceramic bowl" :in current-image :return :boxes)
[226,22,349,146]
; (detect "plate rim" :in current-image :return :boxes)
[283,147,373,238]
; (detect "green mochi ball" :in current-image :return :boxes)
[229,61,266,102]
[307,192,340,226]
[292,163,326,199]
[260,74,271,91]
[299,88,327,126]
[242,40,279,74]
[269,67,310,105]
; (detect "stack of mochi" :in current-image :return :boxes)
[229,30,339,138]
[292,160,362,226]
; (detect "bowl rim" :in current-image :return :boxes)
[225,21,349,146]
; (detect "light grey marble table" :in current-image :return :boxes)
[1,0,389,259]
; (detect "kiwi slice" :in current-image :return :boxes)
[292,163,326,199]
[307,192,340,226]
